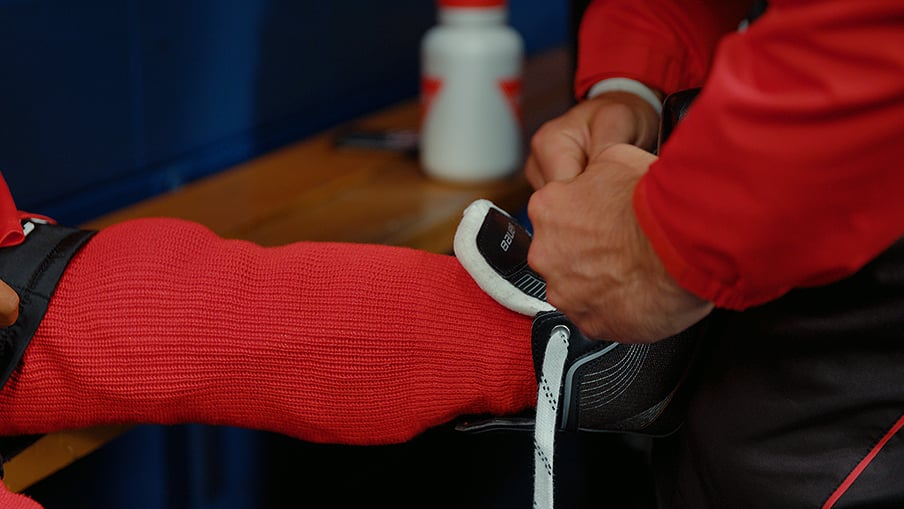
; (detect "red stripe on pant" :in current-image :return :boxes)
[822,413,904,508]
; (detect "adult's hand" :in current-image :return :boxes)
[527,144,712,343]
[524,91,661,190]
[0,279,19,327]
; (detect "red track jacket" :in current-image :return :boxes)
[577,0,904,309]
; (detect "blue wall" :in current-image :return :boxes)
[0,0,567,226]
[2,1,568,508]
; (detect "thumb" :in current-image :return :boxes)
[585,91,662,157]
[524,121,588,188]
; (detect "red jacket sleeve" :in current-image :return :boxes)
[575,0,753,98]
[634,0,904,309]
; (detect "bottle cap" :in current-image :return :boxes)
[438,0,505,8]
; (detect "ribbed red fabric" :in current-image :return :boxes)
[0,487,41,509]
[0,217,537,447]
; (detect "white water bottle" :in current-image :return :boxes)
[419,0,525,183]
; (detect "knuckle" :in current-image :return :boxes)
[526,244,544,273]
[524,159,543,190]
[543,284,562,310]
[530,120,555,147]
[526,191,546,224]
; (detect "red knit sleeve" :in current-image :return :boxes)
[574,0,752,98]
[634,0,904,309]
[0,483,42,509]
[0,217,536,445]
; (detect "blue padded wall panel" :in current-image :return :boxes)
[0,0,437,225]
[137,1,275,170]
[23,425,263,509]
[0,0,137,215]
[0,0,565,226]
[510,0,569,53]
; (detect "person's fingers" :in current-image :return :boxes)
[526,144,710,343]
[522,91,661,190]
[583,100,639,157]
[525,120,587,188]
[0,279,19,327]
[523,153,545,189]
[587,92,662,154]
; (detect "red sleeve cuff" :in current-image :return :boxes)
[633,174,750,311]
[632,177,693,294]
[575,44,687,100]
[574,0,752,100]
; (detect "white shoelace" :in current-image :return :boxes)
[533,325,570,509]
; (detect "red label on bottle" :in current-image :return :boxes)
[420,76,443,124]
[499,78,523,123]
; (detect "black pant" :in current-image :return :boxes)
[661,238,904,508]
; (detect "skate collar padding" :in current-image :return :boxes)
[453,199,554,317]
